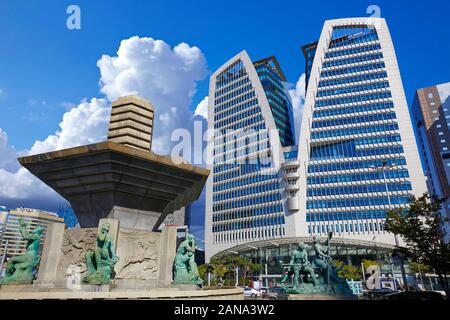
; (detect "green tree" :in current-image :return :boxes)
[409,261,431,274]
[198,263,211,282]
[212,263,228,285]
[334,260,362,280]
[362,259,379,272]
[384,194,450,298]
[408,262,431,274]
[204,256,261,286]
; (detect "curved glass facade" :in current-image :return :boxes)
[206,52,296,259]
[294,19,427,243]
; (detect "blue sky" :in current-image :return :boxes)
[0,0,449,242]
[1,0,449,150]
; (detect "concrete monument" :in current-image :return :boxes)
[0,96,243,300]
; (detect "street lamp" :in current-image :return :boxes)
[369,161,409,291]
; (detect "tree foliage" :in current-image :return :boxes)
[198,255,261,286]
[384,193,450,297]
[362,259,379,271]
[335,260,363,280]
[408,262,431,274]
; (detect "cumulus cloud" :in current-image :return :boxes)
[194,96,208,119]
[0,129,21,172]
[60,101,77,110]
[0,98,110,208]
[29,98,109,155]
[287,73,306,138]
[97,36,207,154]
[0,130,60,208]
[0,36,208,210]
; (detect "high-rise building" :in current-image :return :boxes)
[0,207,64,258]
[0,206,7,224]
[291,18,428,244]
[205,51,297,259]
[412,82,450,233]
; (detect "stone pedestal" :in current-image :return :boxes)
[279,293,356,300]
[35,222,66,286]
[32,221,178,291]
[107,206,161,231]
[159,226,177,287]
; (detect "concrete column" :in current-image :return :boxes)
[35,222,66,285]
[158,226,177,286]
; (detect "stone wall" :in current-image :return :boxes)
[115,228,160,280]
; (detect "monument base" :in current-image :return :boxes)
[0,284,243,300]
[279,293,356,300]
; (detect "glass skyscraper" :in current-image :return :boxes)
[205,51,297,259]
[290,18,427,244]
[412,82,450,236]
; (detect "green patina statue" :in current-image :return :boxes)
[312,235,346,284]
[0,218,42,285]
[173,234,203,285]
[82,222,119,285]
[280,242,317,290]
[281,234,353,295]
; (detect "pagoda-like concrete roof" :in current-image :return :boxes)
[18,141,209,229]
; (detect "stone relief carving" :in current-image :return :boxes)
[114,229,160,280]
[57,228,98,280]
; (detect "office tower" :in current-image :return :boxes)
[412,82,450,233]
[0,207,64,258]
[291,18,428,244]
[205,51,297,259]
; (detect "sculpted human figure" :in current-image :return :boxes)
[173,234,203,285]
[281,242,317,290]
[82,222,119,285]
[312,235,331,270]
[0,217,42,285]
[312,235,345,284]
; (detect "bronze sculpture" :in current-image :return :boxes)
[281,236,353,295]
[0,218,42,285]
[82,222,119,285]
[281,242,317,290]
[173,234,203,285]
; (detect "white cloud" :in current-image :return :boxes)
[0,36,208,209]
[0,98,110,205]
[60,101,77,110]
[194,96,208,119]
[0,130,58,204]
[0,129,21,172]
[29,98,109,154]
[97,36,207,154]
[287,73,306,138]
